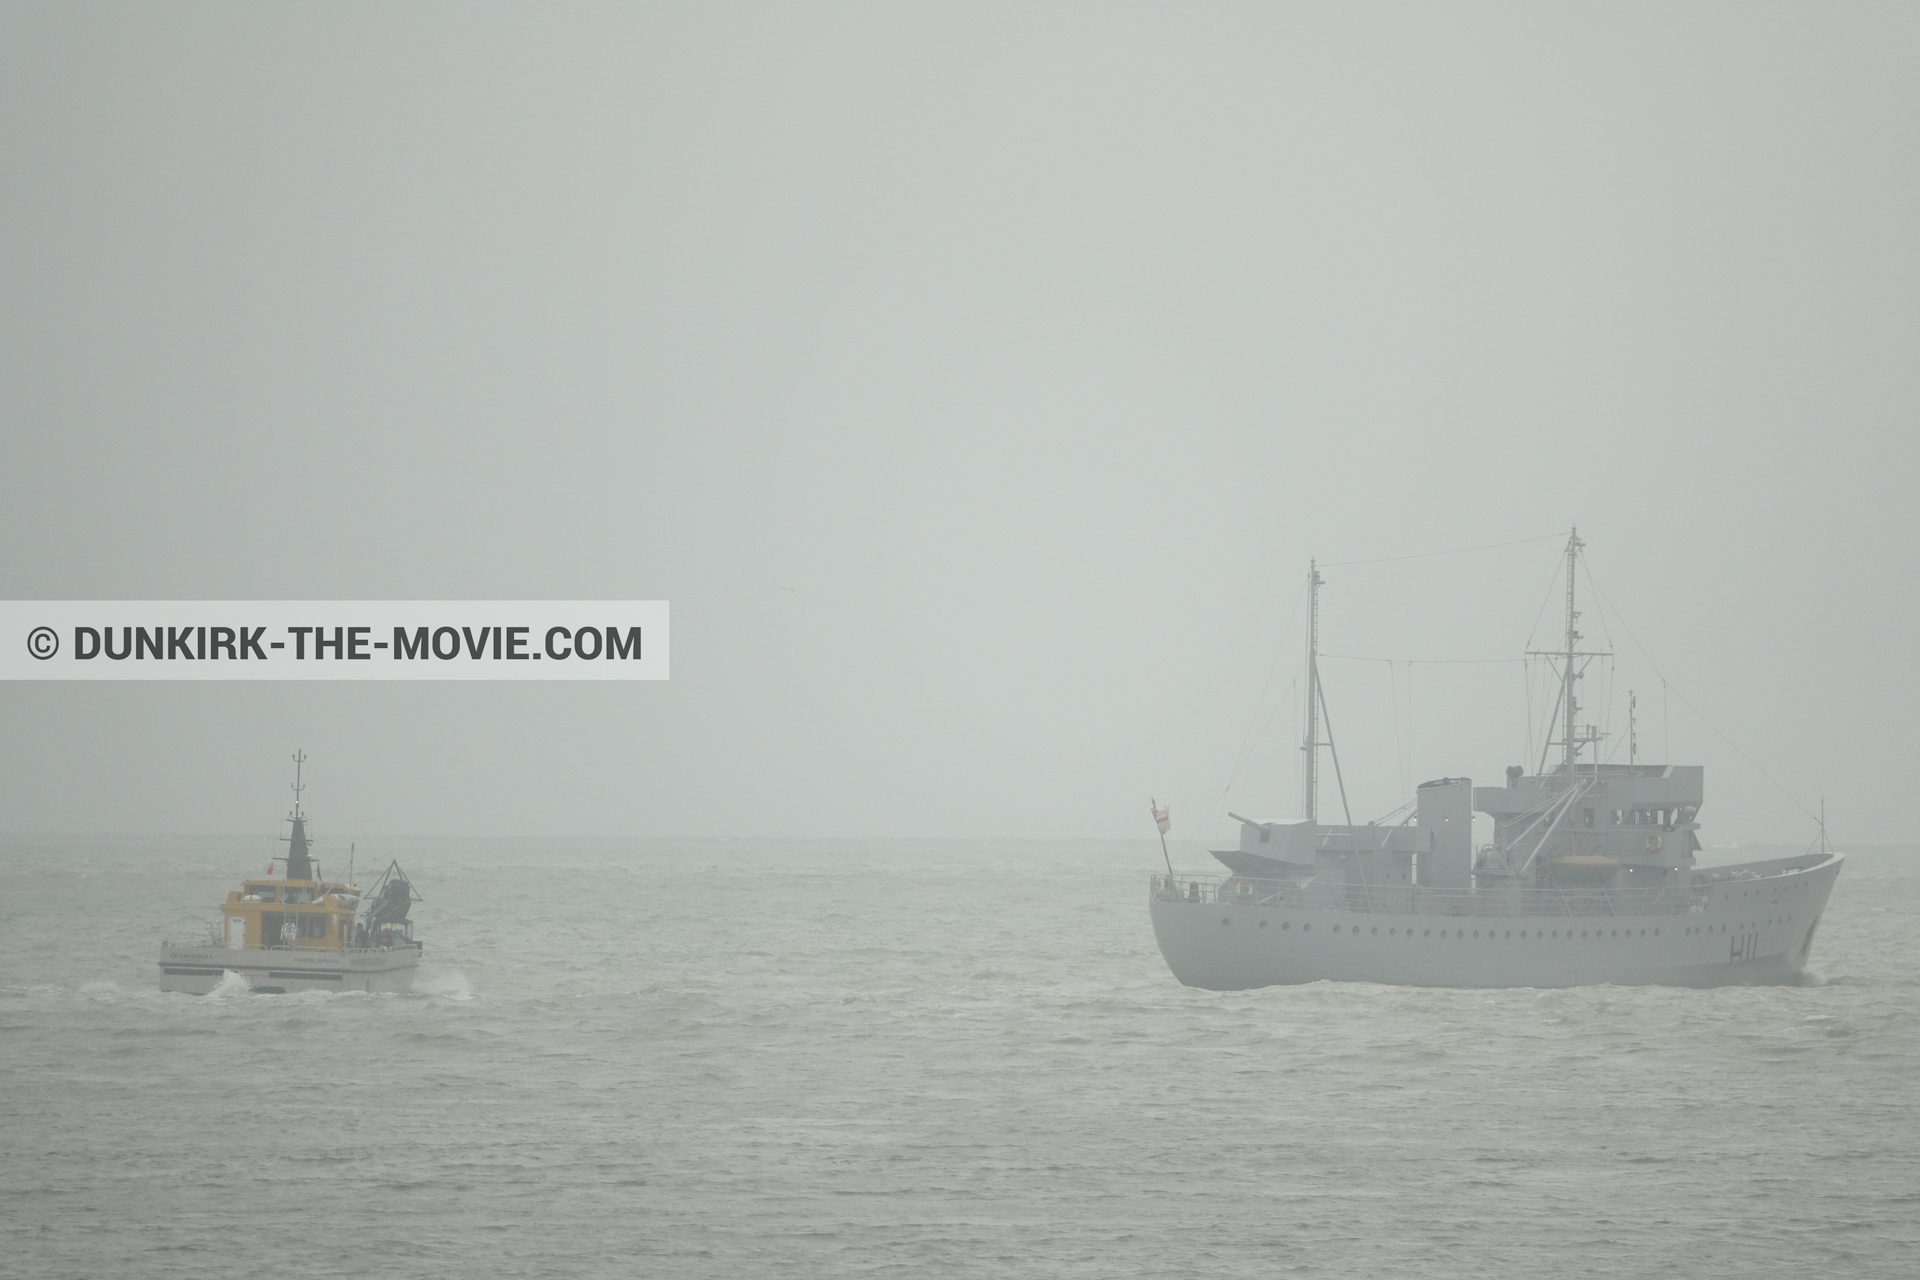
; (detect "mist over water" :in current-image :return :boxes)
[4,9,1917,1278]
[4,837,1916,1278]
[6,7,1919,846]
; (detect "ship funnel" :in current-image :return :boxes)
[1416,777,1473,888]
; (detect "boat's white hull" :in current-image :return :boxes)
[158,945,421,994]
[1150,853,1841,990]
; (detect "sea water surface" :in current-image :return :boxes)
[2,837,1916,1278]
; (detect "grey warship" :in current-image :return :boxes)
[1149,532,1842,989]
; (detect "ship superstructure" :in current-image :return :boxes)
[159,752,423,994]
[1150,532,1841,989]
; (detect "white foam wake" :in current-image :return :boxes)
[207,970,253,998]
[413,967,475,1000]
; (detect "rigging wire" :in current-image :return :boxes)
[1523,556,1565,654]
[1580,558,1820,824]
[1369,797,1415,826]
[1189,579,1310,847]
[1241,679,1300,801]
[1320,654,1523,665]
[1386,660,1403,803]
[1583,553,1621,764]
[1223,577,1310,777]
[1522,661,1536,776]
[1190,677,1300,846]
[1404,661,1413,799]
[1321,532,1566,569]
[1520,548,1567,763]
[1390,660,1405,802]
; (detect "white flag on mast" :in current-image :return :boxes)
[1152,802,1170,835]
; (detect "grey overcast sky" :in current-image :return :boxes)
[2,4,1915,848]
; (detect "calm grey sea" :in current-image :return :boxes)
[2,837,1915,1279]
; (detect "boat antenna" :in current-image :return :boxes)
[280,748,315,883]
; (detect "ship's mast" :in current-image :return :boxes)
[1303,561,1321,822]
[1562,529,1582,775]
[1529,529,1606,778]
[1299,562,1352,824]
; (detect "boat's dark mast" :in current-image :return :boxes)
[282,749,314,882]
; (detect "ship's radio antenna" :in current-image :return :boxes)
[290,748,307,819]
[279,749,314,884]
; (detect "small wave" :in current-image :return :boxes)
[413,967,476,1000]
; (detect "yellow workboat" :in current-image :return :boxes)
[159,752,423,994]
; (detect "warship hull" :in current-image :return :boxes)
[1150,851,1841,990]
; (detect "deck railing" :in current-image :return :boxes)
[160,940,420,954]
[1152,851,1834,919]
[1152,873,1697,918]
